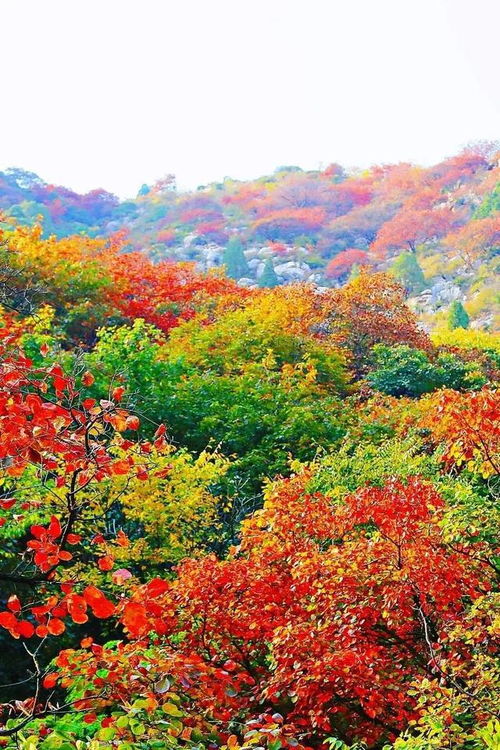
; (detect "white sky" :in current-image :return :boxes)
[1,0,499,198]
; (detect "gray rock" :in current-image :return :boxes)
[274,261,311,281]
[238,277,256,287]
[244,249,260,260]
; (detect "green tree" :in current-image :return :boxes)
[473,182,500,218]
[349,262,361,280]
[222,236,249,279]
[391,251,426,293]
[258,258,279,288]
[367,344,484,397]
[448,300,470,330]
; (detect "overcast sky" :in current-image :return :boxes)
[1,0,499,198]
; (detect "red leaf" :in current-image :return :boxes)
[111,459,131,475]
[0,498,16,510]
[122,602,148,636]
[125,415,140,430]
[0,611,17,630]
[67,595,88,624]
[116,530,129,547]
[154,424,166,439]
[43,673,59,689]
[7,595,21,612]
[146,578,169,598]
[17,620,35,638]
[47,618,66,636]
[98,555,114,571]
[112,386,125,402]
[48,516,62,539]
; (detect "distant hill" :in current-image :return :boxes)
[1,143,499,329]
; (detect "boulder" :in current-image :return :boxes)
[274,261,311,281]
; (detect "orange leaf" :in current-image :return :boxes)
[98,555,114,571]
[122,602,148,636]
[82,371,95,386]
[47,618,66,636]
[43,672,59,689]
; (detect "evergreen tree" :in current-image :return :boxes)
[349,263,361,281]
[448,300,470,330]
[258,258,280,288]
[391,252,426,293]
[223,237,249,279]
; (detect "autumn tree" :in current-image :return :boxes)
[443,215,500,267]
[54,471,498,748]
[371,206,456,257]
[326,270,430,372]
[420,387,499,477]
[325,248,370,280]
[251,207,326,242]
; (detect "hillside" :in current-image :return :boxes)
[1,142,499,330]
[0,168,499,748]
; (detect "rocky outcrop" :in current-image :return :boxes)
[274,261,312,282]
[413,279,463,313]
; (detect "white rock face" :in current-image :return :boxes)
[308,273,324,284]
[195,244,224,271]
[429,279,463,305]
[255,262,266,278]
[413,279,463,312]
[244,248,260,260]
[274,261,311,281]
[257,247,274,259]
[238,277,256,288]
[471,314,494,330]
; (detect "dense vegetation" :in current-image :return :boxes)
[0,154,498,750]
[1,143,499,331]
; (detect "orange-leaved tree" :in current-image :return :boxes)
[325,270,430,372]
[50,471,497,748]
[419,388,500,477]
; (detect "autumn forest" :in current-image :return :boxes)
[0,143,498,750]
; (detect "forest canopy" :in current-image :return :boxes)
[0,148,498,750]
